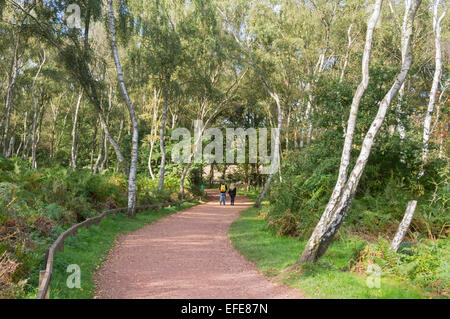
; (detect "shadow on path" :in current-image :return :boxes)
[94,190,304,299]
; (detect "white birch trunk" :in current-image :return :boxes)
[158,83,169,191]
[298,0,421,263]
[31,50,46,169]
[108,0,139,216]
[114,119,124,172]
[391,200,417,252]
[93,131,104,174]
[254,76,282,208]
[306,0,382,250]
[2,35,20,156]
[421,0,446,169]
[148,88,159,179]
[71,92,83,169]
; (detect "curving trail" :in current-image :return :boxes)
[94,190,303,299]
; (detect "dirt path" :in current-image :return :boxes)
[94,190,304,299]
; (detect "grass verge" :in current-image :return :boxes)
[27,201,199,299]
[228,206,428,299]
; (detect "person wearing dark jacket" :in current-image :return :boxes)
[228,184,237,206]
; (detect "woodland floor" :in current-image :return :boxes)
[94,190,304,299]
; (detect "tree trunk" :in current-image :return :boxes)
[15,110,26,157]
[71,92,83,169]
[50,104,57,159]
[55,109,70,156]
[180,159,192,199]
[421,0,445,170]
[322,0,382,219]
[101,85,113,171]
[158,82,169,191]
[209,163,215,185]
[391,200,417,252]
[148,88,159,179]
[395,2,416,155]
[93,131,104,174]
[254,77,282,208]
[306,95,313,145]
[114,119,124,172]
[90,118,99,172]
[31,50,46,169]
[19,111,28,158]
[2,34,20,156]
[6,136,15,158]
[31,102,40,170]
[108,0,139,216]
[298,0,421,264]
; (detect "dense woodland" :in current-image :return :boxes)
[0,0,448,298]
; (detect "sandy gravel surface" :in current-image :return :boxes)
[94,190,304,299]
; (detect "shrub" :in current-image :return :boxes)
[353,237,449,296]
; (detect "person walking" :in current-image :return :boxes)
[219,181,227,205]
[228,184,237,206]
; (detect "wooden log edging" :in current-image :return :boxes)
[36,199,190,299]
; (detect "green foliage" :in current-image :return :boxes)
[46,202,198,299]
[266,137,341,239]
[354,237,449,296]
[0,157,127,297]
[229,207,426,298]
[266,134,448,240]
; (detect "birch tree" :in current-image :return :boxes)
[254,75,282,208]
[107,0,139,216]
[297,0,422,263]
[158,82,168,191]
[1,32,20,156]
[421,0,446,170]
[31,49,46,170]
[71,91,83,169]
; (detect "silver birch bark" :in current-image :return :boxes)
[421,0,446,168]
[298,0,382,254]
[19,111,28,158]
[254,76,282,208]
[55,109,70,155]
[2,34,20,156]
[340,21,359,136]
[31,50,46,169]
[394,0,413,142]
[93,131,104,174]
[298,0,421,263]
[15,111,27,157]
[148,88,160,180]
[90,118,99,172]
[71,92,83,169]
[158,83,169,191]
[391,200,417,252]
[101,85,113,171]
[49,102,57,159]
[115,119,124,172]
[108,0,139,216]
[339,22,358,82]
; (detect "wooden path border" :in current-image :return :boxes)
[36,200,191,299]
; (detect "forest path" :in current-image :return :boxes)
[94,190,304,298]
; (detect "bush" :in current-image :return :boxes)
[0,157,129,297]
[353,237,449,296]
[266,135,448,240]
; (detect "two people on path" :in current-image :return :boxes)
[219,182,237,206]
